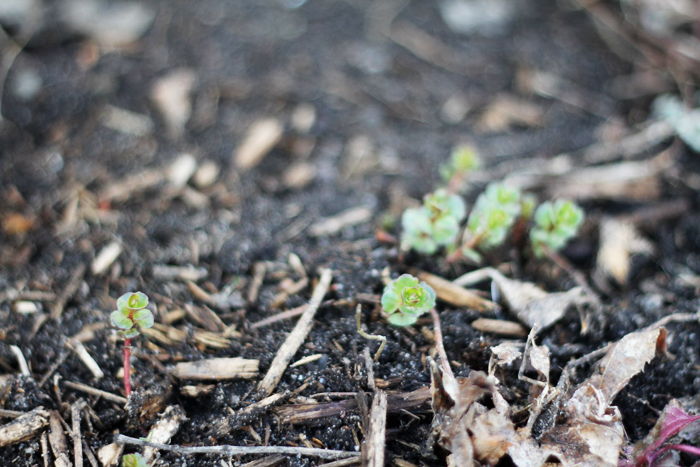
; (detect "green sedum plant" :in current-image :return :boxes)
[381,274,436,326]
[111,292,153,397]
[122,453,150,467]
[530,199,584,257]
[459,183,522,262]
[440,145,480,185]
[401,188,466,254]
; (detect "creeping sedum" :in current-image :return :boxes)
[110,292,154,339]
[122,453,149,467]
[530,199,584,257]
[381,274,436,326]
[401,188,466,254]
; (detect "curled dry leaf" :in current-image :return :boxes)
[490,342,522,368]
[595,217,655,286]
[454,267,593,329]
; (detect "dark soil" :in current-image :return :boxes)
[1,1,699,466]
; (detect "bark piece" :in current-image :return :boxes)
[142,405,187,464]
[172,357,259,380]
[91,242,122,275]
[363,392,388,467]
[234,118,284,171]
[0,406,50,447]
[97,443,123,467]
[49,410,71,467]
[472,318,527,337]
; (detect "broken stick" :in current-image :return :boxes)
[363,392,388,467]
[257,268,333,397]
[115,434,358,459]
[0,406,50,447]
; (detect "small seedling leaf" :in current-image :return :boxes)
[111,311,134,330]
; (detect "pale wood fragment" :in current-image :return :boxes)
[0,406,50,447]
[97,443,123,467]
[40,431,50,467]
[143,405,187,464]
[247,262,267,304]
[234,118,284,171]
[49,410,71,467]
[66,340,104,380]
[364,392,387,467]
[172,357,259,380]
[257,269,333,397]
[416,271,494,311]
[471,318,528,337]
[9,345,30,376]
[91,242,122,275]
[309,207,372,237]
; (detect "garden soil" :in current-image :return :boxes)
[1,0,700,466]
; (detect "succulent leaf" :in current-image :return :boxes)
[381,274,436,326]
[530,200,584,257]
[122,453,149,467]
[111,311,134,330]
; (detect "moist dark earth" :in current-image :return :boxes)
[1,0,700,466]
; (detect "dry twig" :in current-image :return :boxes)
[257,269,333,397]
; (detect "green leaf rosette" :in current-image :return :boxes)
[381,274,436,326]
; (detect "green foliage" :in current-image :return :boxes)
[461,182,521,261]
[440,145,480,182]
[110,291,154,339]
[530,199,584,257]
[381,274,436,326]
[401,188,466,254]
[122,453,149,467]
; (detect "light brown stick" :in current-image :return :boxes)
[48,411,71,467]
[71,400,86,467]
[364,392,388,467]
[63,381,127,405]
[257,269,333,397]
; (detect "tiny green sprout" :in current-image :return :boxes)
[401,188,466,254]
[122,453,149,467]
[440,145,481,187]
[111,292,153,339]
[459,182,521,262]
[111,291,153,397]
[530,199,584,257]
[381,274,436,326]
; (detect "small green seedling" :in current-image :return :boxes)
[122,453,149,467]
[401,188,466,254]
[381,274,436,326]
[111,292,153,397]
[457,182,521,263]
[440,145,480,191]
[530,199,584,257]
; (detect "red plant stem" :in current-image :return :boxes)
[430,308,454,378]
[123,338,131,397]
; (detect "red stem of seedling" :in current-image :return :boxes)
[123,338,131,396]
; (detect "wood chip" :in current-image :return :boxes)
[91,242,122,275]
[151,69,197,139]
[184,302,225,333]
[101,105,154,136]
[172,358,259,381]
[257,269,333,397]
[49,411,71,467]
[167,153,197,189]
[143,405,186,464]
[416,271,494,311]
[0,406,50,447]
[9,345,29,376]
[98,170,164,204]
[364,392,388,467]
[472,318,527,337]
[71,400,87,467]
[309,207,373,237]
[66,339,104,379]
[97,443,124,467]
[63,381,127,405]
[234,118,284,171]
